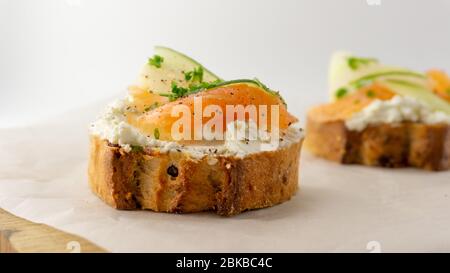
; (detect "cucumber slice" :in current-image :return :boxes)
[349,71,425,87]
[137,46,221,94]
[382,79,450,115]
[328,51,450,113]
[329,51,427,101]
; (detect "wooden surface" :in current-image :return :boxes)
[0,208,106,253]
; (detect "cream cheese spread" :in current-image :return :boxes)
[345,95,450,131]
[90,98,304,158]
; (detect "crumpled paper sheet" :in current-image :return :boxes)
[1,98,450,252]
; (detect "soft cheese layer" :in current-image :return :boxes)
[345,95,450,131]
[90,98,304,158]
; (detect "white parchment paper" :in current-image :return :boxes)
[1,98,450,252]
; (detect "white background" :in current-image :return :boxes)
[1,0,450,127]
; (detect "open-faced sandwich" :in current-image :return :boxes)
[306,52,450,171]
[88,47,304,216]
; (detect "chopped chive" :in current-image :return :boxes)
[347,56,377,70]
[148,54,164,68]
[184,71,193,81]
[160,80,223,101]
[366,90,376,98]
[183,66,204,83]
[154,128,160,139]
[192,66,203,83]
[335,88,348,99]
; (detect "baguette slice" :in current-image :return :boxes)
[305,106,450,171]
[88,136,303,216]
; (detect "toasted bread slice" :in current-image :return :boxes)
[88,136,303,216]
[305,106,450,171]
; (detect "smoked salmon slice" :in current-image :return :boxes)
[308,83,395,122]
[427,69,450,103]
[126,83,298,141]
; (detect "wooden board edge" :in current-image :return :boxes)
[0,208,107,253]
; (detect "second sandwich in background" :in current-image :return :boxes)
[305,52,450,171]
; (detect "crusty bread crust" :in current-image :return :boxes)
[305,109,450,171]
[88,136,303,216]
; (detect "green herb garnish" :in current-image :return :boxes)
[160,79,287,106]
[348,56,377,70]
[335,88,348,99]
[366,90,376,98]
[154,128,160,139]
[184,72,192,81]
[163,82,190,101]
[130,145,143,152]
[192,66,203,82]
[148,54,164,68]
[184,66,204,83]
[160,80,223,101]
